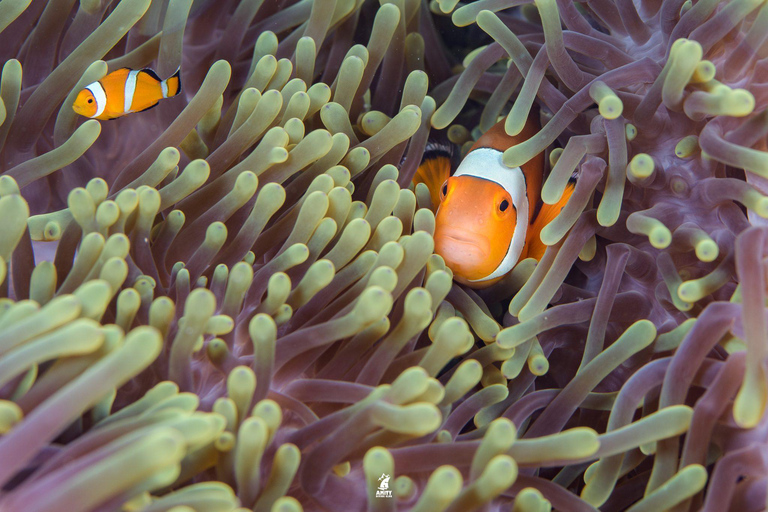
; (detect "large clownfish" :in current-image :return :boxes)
[414,118,575,289]
[72,67,182,121]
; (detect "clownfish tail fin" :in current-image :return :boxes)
[162,67,182,98]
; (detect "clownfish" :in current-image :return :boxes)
[72,67,182,120]
[414,118,575,289]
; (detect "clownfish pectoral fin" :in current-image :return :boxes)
[134,101,161,113]
[525,179,576,261]
[161,67,182,98]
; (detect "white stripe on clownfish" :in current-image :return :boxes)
[86,81,107,119]
[124,69,140,113]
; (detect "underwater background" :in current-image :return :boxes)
[0,0,767,510]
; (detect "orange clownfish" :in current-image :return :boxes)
[414,118,575,289]
[72,67,182,120]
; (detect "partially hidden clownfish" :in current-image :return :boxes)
[413,117,575,289]
[72,67,182,121]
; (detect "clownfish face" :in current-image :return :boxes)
[434,175,515,287]
[72,89,98,118]
[433,146,531,288]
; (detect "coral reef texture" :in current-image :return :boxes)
[0,0,767,510]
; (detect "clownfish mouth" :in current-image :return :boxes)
[434,229,498,282]
[441,233,485,251]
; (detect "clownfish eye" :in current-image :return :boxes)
[499,200,509,212]
[87,98,93,103]
[440,181,448,197]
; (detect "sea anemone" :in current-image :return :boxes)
[0,0,766,510]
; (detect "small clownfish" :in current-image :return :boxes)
[72,67,182,120]
[413,141,457,209]
[414,118,575,289]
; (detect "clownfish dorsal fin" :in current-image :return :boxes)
[134,101,161,113]
[108,67,132,76]
[525,178,576,261]
[141,67,162,81]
